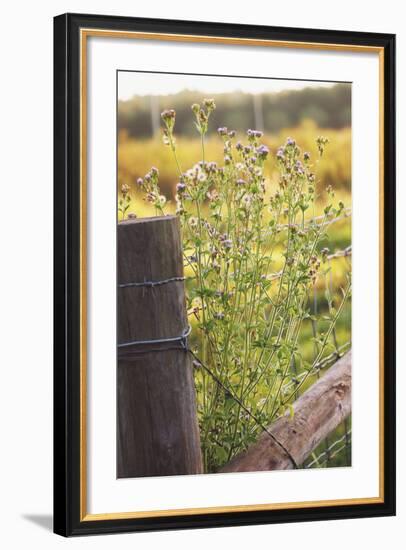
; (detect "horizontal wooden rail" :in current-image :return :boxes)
[221,350,351,472]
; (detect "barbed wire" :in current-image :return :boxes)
[282,341,351,394]
[327,245,352,261]
[262,208,352,239]
[305,429,352,469]
[261,246,352,284]
[119,275,185,289]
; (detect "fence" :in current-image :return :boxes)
[117,216,203,478]
[117,216,352,476]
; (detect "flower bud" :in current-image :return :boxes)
[256,144,270,159]
[203,98,216,111]
[161,109,176,122]
[176,182,186,193]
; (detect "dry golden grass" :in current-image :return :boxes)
[118,120,351,199]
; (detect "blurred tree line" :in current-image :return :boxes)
[118,84,351,138]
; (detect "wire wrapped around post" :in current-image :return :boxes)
[117,215,203,478]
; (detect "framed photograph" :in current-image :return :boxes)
[54,13,396,536]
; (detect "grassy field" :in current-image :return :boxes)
[118,121,351,200]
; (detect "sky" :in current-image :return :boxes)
[118,71,339,101]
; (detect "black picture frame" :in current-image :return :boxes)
[54,12,396,537]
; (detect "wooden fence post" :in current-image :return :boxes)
[117,215,203,478]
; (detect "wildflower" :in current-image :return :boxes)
[203,98,216,111]
[121,183,130,195]
[191,103,200,114]
[222,239,233,250]
[242,194,252,210]
[276,147,285,160]
[247,129,263,142]
[316,136,329,156]
[158,195,166,206]
[176,182,187,193]
[304,151,310,161]
[228,130,236,138]
[236,141,243,151]
[150,166,159,177]
[295,160,304,174]
[236,178,246,186]
[161,110,176,134]
[310,255,320,268]
[136,177,143,186]
[224,155,231,165]
[161,109,176,123]
[209,244,218,257]
[212,260,221,273]
[189,217,198,228]
[256,144,270,159]
[321,247,330,260]
[206,161,218,174]
[286,137,296,147]
[207,189,219,201]
[217,127,228,136]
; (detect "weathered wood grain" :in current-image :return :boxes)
[221,351,351,472]
[117,216,203,478]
